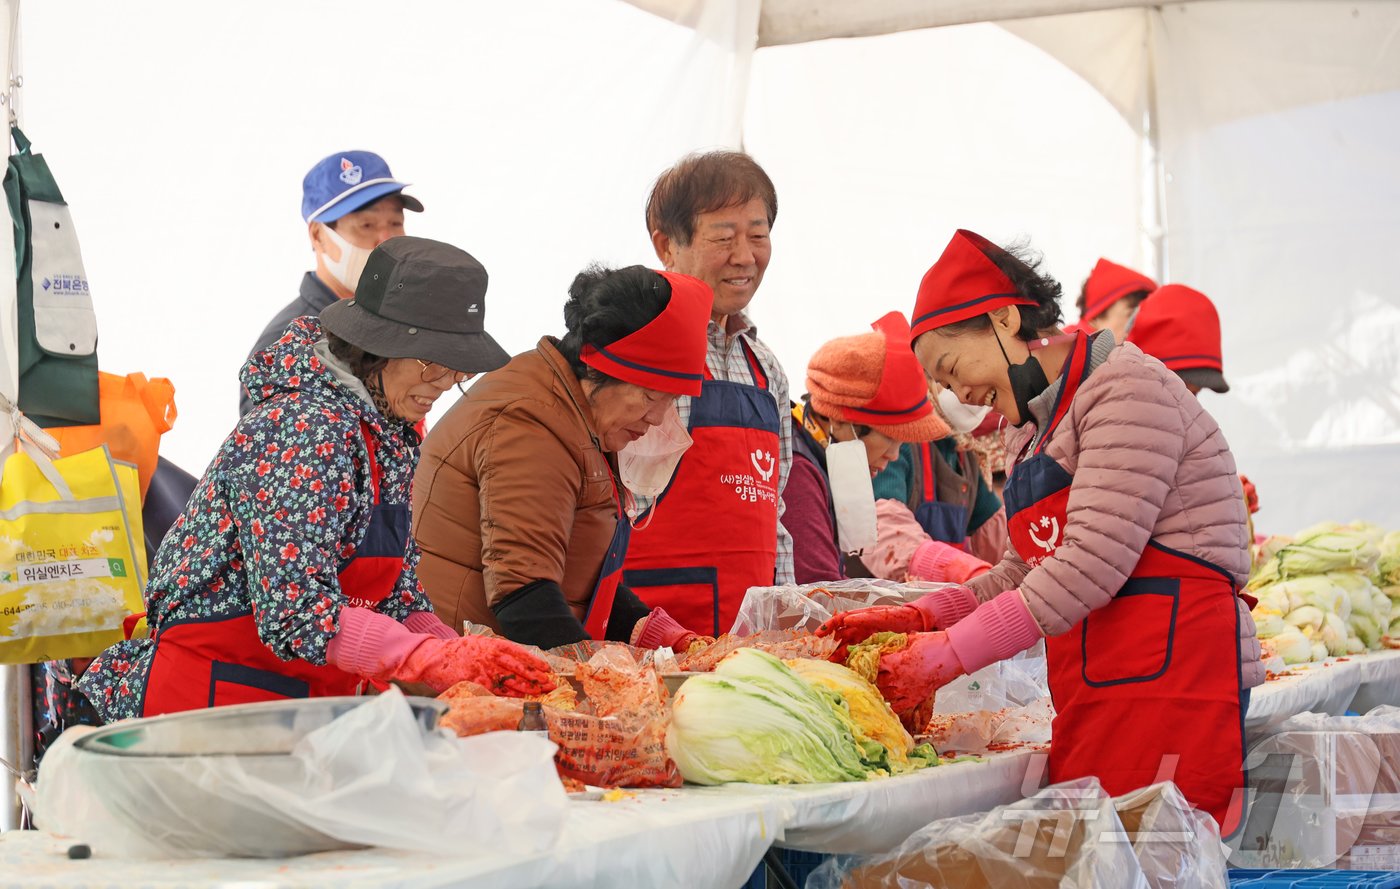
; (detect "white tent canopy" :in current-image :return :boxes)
[628,0,1170,46]
[627,0,1400,531]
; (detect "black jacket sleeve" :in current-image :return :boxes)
[491,580,589,650]
[605,584,653,643]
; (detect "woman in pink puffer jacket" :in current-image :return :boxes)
[819,230,1258,836]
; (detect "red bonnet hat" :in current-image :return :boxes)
[1082,258,1157,321]
[580,271,713,396]
[910,229,1036,340]
[1126,283,1229,393]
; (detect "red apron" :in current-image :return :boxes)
[139,422,408,716]
[580,476,631,640]
[622,340,781,636]
[1002,332,1246,834]
[913,442,970,550]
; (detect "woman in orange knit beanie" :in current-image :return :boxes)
[784,313,992,585]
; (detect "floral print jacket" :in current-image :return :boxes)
[77,317,431,721]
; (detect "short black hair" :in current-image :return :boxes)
[556,264,671,385]
[938,238,1064,339]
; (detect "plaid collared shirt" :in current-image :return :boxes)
[631,312,795,585]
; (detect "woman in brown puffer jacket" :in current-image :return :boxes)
[412,264,715,654]
[820,230,1259,836]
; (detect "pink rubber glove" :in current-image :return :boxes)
[631,607,707,652]
[328,607,555,697]
[875,588,1042,714]
[816,586,980,660]
[404,610,458,640]
[908,540,992,584]
[943,588,1044,676]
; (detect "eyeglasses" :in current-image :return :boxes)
[416,359,472,394]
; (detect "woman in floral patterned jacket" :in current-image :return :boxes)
[78,237,554,722]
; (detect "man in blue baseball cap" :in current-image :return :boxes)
[240,150,423,416]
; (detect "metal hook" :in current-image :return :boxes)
[4,75,19,127]
[0,751,36,784]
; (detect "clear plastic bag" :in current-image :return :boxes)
[731,578,957,635]
[34,689,567,859]
[807,777,1151,889]
[551,645,681,787]
[439,645,682,788]
[1115,782,1230,889]
[1233,704,1400,868]
[675,629,837,671]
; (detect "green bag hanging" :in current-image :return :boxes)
[4,125,99,427]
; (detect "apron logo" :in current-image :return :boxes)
[750,449,775,483]
[1029,515,1060,553]
[339,158,363,185]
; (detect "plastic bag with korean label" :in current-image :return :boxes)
[924,645,1053,752]
[439,644,682,788]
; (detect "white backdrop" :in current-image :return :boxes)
[10,0,1398,534]
[1147,3,1400,534]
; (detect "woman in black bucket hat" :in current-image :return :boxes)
[78,237,555,722]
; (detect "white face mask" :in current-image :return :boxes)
[937,387,992,435]
[619,403,692,522]
[316,223,374,295]
[826,438,877,555]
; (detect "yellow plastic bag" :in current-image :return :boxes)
[0,443,147,663]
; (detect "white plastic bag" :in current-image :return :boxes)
[935,646,1048,714]
[926,646,1053,753]
[35,689,567,859]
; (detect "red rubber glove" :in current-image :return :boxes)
[1240,474,1260,515]
[396,636,555,697]
[876,588,1043,716]
[816,585,979,661]
[876,631,965,714]
[328,607,554,697]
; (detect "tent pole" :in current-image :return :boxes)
[1142,6,1167,282]
[731,0,760,150]
[0,664,34,832]
[0,0,29,837]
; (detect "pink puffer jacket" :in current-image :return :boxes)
[968,343,1263,689]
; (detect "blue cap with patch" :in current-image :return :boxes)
[301,150,424,224]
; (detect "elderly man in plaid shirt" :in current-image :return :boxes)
[620,151,795,637]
